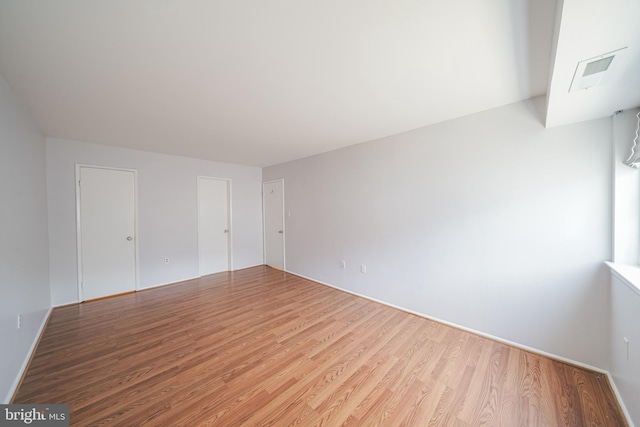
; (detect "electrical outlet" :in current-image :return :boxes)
[361,264,367,274]
[17,313,21,329]
[624,337,630,359]
[340,260,346,269]
[164,258,170,264]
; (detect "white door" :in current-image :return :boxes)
[198,177,230,276]
[78,166,137,301]
[263,180,284,270]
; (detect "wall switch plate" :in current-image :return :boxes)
[361,264,367,274]
[164,258,170,264]
[340,260,346,269]
[17,313,22,329]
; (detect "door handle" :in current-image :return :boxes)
[278,230,283,234]
[224,229,229,233]
[126,236,133,241]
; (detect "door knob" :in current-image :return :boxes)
[126,236,133,241]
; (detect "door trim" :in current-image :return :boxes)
[197,176,232,276]
[75,164,139,302]
[262,179,285,270]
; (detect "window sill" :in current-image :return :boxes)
[606,261,640,297]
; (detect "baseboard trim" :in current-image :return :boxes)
[285,269,606,373]
[607,373,635,427]
[137,276,201,291]
[233,264,266,271]
[83,290,135,303]
[6,307,52,404]
[286,269,636,425]
[138,267,266,291]
[57,267,268,305]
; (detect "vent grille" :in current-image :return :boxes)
[569,47,627,92]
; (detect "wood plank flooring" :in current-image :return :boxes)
[14,266,627,426]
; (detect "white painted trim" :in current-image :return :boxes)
[281,180,285,271]
[262,179,286,270]
[60,266,265,298]
[197,176,233,275]
[233,264,265,271]
[137,265,268,291]
[53,300,80,308]
[57,266,266,305]
[4,307,52,404]
[607,372,636,427]
[12,271,633,427]
[284,268,637,425]
[228,180,234,272]
[285,269,609,374]
[75,165,82,302]
[605,261,638,426]
[134,168,140,294]
[606,261,640,297]
[137,275,202,291]
[75,164,139,301]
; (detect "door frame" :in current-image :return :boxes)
[262,179,285,270]
[75,164,139,302]
[197,176,233,276]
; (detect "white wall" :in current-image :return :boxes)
[0,75,51,402]
[610,270,640,425]
[612,109,640,265]
[609,107,640,426]
[264,97,612,369]
[47,138,263,306]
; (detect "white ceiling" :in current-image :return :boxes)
[0,0,638,167]
[546,0,640,127]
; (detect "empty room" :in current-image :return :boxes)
[1,0,639,425]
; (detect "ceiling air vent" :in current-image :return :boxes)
[569,47,627,92]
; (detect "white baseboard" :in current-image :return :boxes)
[140,266,266,291]
[607,373,635,427]
[285,269,606,373]
[4,307,52,404]
[285,269,636,426]
[233,264,265,271]
[138,267,266,291]
[138,275,201,291]
[18,268,635,426]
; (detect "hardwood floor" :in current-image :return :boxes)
[14,266,627,426]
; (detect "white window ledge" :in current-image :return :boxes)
[606,261,640,297]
